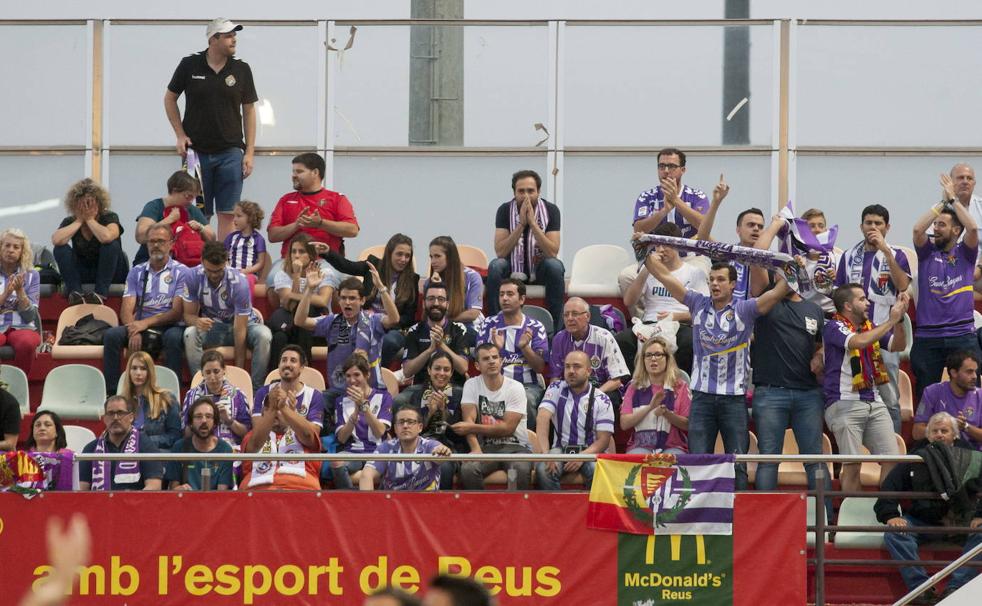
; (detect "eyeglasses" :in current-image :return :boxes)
[657,163,682,171]
[104,410,133,419]
[424,296,448,303]
[395,419,420,426]
[562,311,588,318]
[644,352,668,360]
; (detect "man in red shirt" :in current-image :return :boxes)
[268,152,359,259]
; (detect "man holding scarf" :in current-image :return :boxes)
[487,170,564,329]
[79,395,164,491]
[823,284,909,493]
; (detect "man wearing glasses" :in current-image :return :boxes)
[359,407,451,491]
[79,396,164,491]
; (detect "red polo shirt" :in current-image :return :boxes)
[268,188,358,258]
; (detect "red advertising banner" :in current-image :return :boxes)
[0,492,804,605]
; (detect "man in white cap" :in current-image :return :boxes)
[164,18,257,240]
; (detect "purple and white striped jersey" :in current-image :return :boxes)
[224,230,266,270]
[366,437,443,491]
[0,269,39,330]
[477,312,549,385]
[822,319,892,405]
[182,266,255,323]
[252,382,326,427]
[632,182,710,239]
[335,388,393,453]
[549,325,630,386]
[181,379,252,446]
[539,382,615,449]
[124,259,189,320]
[684,290,760,396]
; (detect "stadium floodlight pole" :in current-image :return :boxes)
[893,539,982,606]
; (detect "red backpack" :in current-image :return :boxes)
[171,206,204,267]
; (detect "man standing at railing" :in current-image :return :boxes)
[875,412,982,603]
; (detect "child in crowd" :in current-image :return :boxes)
[224,201,267,296]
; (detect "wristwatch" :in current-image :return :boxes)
[359,403,370,413]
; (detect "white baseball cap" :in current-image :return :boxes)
[206,18,243,39]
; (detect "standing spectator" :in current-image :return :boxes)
[51,178,127,305]
[267,152,359,260]
[620,337,691,455]
[427,236,484,336]
[0,381,20,450]
[0,229,41,378]
[359,406,451,491]
[224,200,267,294]
[181,350,252,450]
[119,351,181,451]
[913,351,982,451]
[133,171,215,266]
[166,397,234,491]
[487,170,565,329]
[318,233,420,366]
[407,351,468,489]
[550,297,630,408]
[79,395,164,491]
[694,176,763,301]
[25,411,76,491]
[164,17,257,239]
[331,355,393,489]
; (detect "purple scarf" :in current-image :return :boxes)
[30,451,75,490]
[91,429,141,490]
[509,198,549,280]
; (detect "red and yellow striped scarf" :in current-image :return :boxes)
[833,313,889,391]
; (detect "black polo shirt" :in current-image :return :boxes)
[403,319,470,386]
[167,51,258,153]
[751,296,824,390]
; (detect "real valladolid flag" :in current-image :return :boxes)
[587,453,736,535]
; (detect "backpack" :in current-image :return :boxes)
[171,206,204,267]
[32,244,61,286]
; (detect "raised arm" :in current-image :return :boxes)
[695,174,728,242]
[754,275,790,315]
[641,246,687,304]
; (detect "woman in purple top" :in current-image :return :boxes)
[620,337,691,455]
[0,228,41,377]
[331,355,393,489]
[25,411,76,491]
[427,236,483,342]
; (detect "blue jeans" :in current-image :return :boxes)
[54,240,127,296]
[103,324,185,394]
[752,385,828,491]
[911,334,982,401]
[183,321,272,391]
[689,391,749,490]
[536,448,596,490]
[486,257,566,331]
[884,514,982,591]
[198,148,244,216]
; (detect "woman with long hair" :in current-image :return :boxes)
[0,228,41,376]
[25,410,77,490]
[319,233,420,365]
[427,236,483,333]
[121,350,181,450]
[620,337,690,454]
[406,351,466,489]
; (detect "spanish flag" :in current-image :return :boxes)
[587,453,735,535]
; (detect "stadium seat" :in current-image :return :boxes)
[38,364,108,421]
[714,430,758,484]
[458,245,489,272]
[858,435,905,487]
[190,365,253,404]
[63,425,97,452]
[777,431,834,486]
[357,245,385,261]
[0,364,30,415]
[833,497,885,549]
[568,245,633,297]
[116,365,181,399]
[380,367,400,397]
[897,314,913,362]
[264,367,326,391]
[522,304,554,337]
[898,369,914,422]
[676,369,690,385]
[804,496,832,547]
[311,347,327,361]
[51,303,119,360]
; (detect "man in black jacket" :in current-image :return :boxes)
[875,411,982,603]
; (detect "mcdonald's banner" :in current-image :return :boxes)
[0,492,804,605]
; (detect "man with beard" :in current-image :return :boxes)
[396,281,470,406]
[910,174,981,399]
[79,396,164,491]
[252,345,325,432]
[166,397,233,490]
[913,351,982,450]
[359,406,452,491]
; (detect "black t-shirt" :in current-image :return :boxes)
[494,199,562,233]
[751,296,824,389]
[403,320,470,386]
[167,52,258,153]
[0,388,21,438]
[58,212,124,262]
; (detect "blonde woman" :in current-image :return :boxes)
[620,337,690,455]
[120,350,181,450]
[51,178,128,305]
[0,228,41,375]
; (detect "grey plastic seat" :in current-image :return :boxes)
[522,304,554,337]
[0,364,30,415]
[116,364,181,399]
[64,425,97,452]
[833,497,885,549]
[38,364,108,421]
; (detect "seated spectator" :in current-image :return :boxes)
[51,178,128,305]
[103,222,189,393]
[620,337,691,455]
[913,350,982,451]
[331,354,394,489]
[253,345,325,433]
[182,350,252,449]
[79,395,164,491]
[267,152,359,261]
[456,343,532,490]
[616,223,707,374]
[478,278,549,427]
[875,412,982,603]
[224,200,267,294]
[397,280,470,407]
[0,381,20,450]
[535,351,614,489]
[318,233,420,366]
[269,234,338,365]
[407,351,468,489]
[359,406,451,491]
[120,351,181,451]
[25,411,76,490]
[183,241,272,391]
[133,171,215,266]
[166,397,233,490]
[488,170,565,329]
[241,381,323,491]
[0,228,41,378]
[427,236,484,338]
[551,297,630,408]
